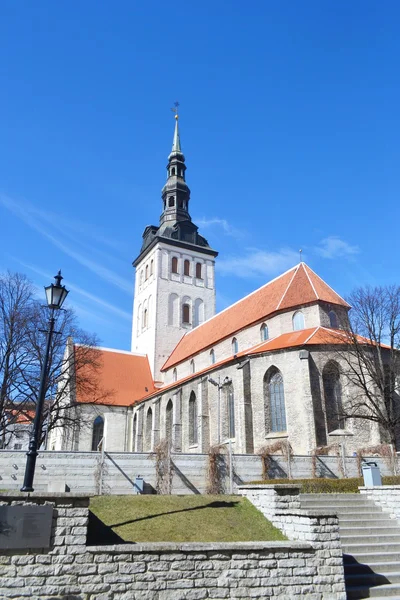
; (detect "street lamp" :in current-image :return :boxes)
[21,271,69,492]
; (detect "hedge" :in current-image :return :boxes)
[247,476,400,493]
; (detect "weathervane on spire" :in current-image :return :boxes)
[171,101,180,120]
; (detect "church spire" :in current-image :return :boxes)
[160,108,191,228]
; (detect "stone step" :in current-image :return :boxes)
[340,527,400,537]
[345,554,400,565]
[344,543,400,555]
[346,583,400,598]
[346,571,400,586]
[340,519,394,528]
[345,562,400,575]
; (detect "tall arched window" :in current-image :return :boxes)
[92,416,104,451]
[323,362,344,432]
[194,298,204,327]
[173,368,177,382]
[189,391,198,445]
[210,349,216,364]
[190,359,195,374]
[168,196,175,207]
[145,407,153,451]
[145,264,149,280]
[166,400,173,445]
[150,259,154,276]
[171,168,176,176]
[260,323,269,341]
[292,311,305,331]
[132,414,137,451]
[196,262,202,279]
[264,369,287,433]
[182,303,190,324]
[329,310,338,328]
[227,387,235,438]
[232,337,238,354]
[184,259,190,276]
[171,256,178,274]
[168,293,179,326]
[143,308,148,329]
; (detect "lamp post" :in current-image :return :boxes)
[21,271,69,492]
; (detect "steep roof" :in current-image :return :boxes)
[162,263,349,370]
[75,346,154,407]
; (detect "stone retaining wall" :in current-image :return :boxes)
[359,485,400,521]
[0,490,346,599]
[0,450,395,495]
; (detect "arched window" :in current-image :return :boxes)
[190,359,195,374]
[182,303,190,324]
[196,263,202,279]
[232,337,238,354]
[172,257,178,274]
[166,400,173,445]
[143,308,148,329]
[260,323,269,341]
[145,264,149,280]
[189,391,198,445]
[145,407,152,451]
[184,259,190,276]
[168,196,175,207]
[292,311,305,331]
[227,387,235,438]
[150,259,154,276]
[140,270,144,285]
[264,369,287,433]
[194,298,204,327]
[132,414,137,451]
[210,349,216,364]
[168,293,179,326]
[92,416,104,451]
[323,362,344,432]
[173,368,177,382]
[171,168,176,176]
[329,310,338,328]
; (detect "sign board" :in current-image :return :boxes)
[0,505,53,550]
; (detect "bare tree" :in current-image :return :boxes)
[332,285,400,449]
[0,271,108,448]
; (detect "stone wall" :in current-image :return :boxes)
[359,485,400,521]
[0,450,394,495]
[0,491,346,600]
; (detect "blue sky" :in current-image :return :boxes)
[0,1,398,350]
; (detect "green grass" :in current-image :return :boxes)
[89,495,287,543]
[248,476,400,493]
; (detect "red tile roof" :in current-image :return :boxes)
[162,263,349,370]
[75,346,155,407]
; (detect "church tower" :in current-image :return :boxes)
[131,113,218,381]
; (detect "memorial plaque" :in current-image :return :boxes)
[0,505,53,550]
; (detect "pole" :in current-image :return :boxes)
[21,312,55,492]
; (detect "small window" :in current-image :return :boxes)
[150,259,154,276]
[210,349,216,364]
[329,310,338,328]
[292,311,305,331]
[232,337,238,354]
[171,168,176,176]
[14,443,22,450]
[173,368,177,382]
[182,303,190,324]
[184,260,190,276]
[260,323,269,341]
[189,392,198,445]
[145,265,149,280]
[92,416,104,451]
[190,359,195,374]
[195,263,202,279]
[172,257,178,274]
[168,196,175,207]
[140,270,144,284]
[143,308,148,329]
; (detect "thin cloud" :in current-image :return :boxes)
[315,236,360,260]
[0,194,132,294]
[217,248,299,279]
[195,216,245,239]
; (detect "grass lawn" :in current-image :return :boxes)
[89,495,286,543]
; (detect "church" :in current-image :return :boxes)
[48,116,381,457]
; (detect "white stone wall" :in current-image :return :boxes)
[359,485,400,521]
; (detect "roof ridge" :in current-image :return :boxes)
[302,263,319,300]
[178,263,299,340]
[74,344,148,357]
[303,264,350,307]
[303,326,320,344]
[276,264,300,311]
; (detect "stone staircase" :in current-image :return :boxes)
[300,493,400,599]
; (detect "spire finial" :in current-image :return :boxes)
[299,249,303,263]
[170,102,181,152]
